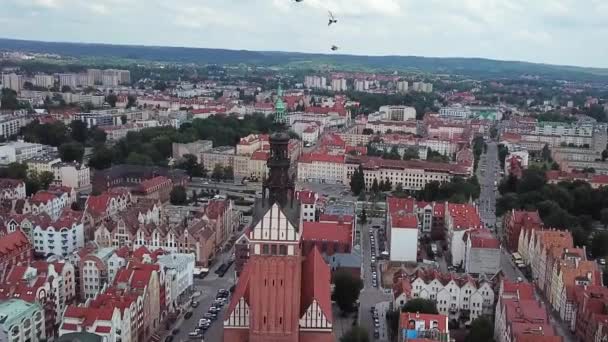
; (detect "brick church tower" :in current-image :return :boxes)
[224,85,334,342]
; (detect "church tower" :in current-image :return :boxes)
[263,84,295,207]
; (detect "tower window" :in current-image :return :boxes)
[262,244,269,254]
[271,245,277,255]
[280,317,282,325]
[279,245,287,255]
[264,316,267,324]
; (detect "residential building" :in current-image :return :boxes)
[396,80,409,93]
[503,210,543,253]
[29,209,85,257]
[379,105,417,121]
[297,190,318,223]
[0,141,55,165]
[33,74,55,89]
[0,179,26,200]
[445,203,483,267]
[439,106,472,119]
[399,312,449,342]
[59,305,122,342]
[87,69,103,85]
[53,162,91,192]
[91,164,187,193]
[0,230,32,281]
[297,152,346,184]
[301,220,354,256]
[172,140,213,162]
[304,75,327,89]
[463,228,501,275]
[73,112,114,128]
[0,299,45,342]
[58,74,77,89]
[365,120,418,135]
[131,176,173,203]
[80,247,114,300]
[29,189,73,220]
[223,204,334,342]
[157,253,195,311]
[0,115,30,139]
[331,78,348,92]
[574,285,608,342]
[1,73,24,92]
[411,82,433,93]
[404,269,495,322]
[201,146,236,170]
[387,199,419,262]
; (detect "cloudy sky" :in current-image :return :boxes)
[2,0,608,68]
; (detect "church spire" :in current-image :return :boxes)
[274,82,287,126]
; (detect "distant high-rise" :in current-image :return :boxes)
[397,80,409,93]
[58,73,77,89]
[34,74,55,89]
[331,78,347,92]
[1,73,23,92]
[87,69,102,85]
[304,75,327,89]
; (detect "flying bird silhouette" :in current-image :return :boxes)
[331,45,339,51]
[328,11,338,26]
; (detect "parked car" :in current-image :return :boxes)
[165,336,174,342]
[191,301,200,308]
[184,311,193,319]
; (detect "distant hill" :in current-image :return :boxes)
[2,37,608,82]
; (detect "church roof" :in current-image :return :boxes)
[300,247,333,323]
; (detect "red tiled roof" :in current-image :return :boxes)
[136,176,171,193]
[61,323,78,331]
[297,190,317,205]
[302,221,352,246]
[299,152,345,164]
[387,197,416,214]
[300,247,333,322]
[95,326,112,333]
[0,178,24,189]
[0,230,30,257]
[448,203,482,230]
[206,199,226,220]
[467,228,500,249]
[391,213,418,229]
[31,191,56,203]
[399,312,448,332]
[319,214,353,223]
[501,280,535,300]
[250,150,269,161]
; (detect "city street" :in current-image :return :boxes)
[359,217,392,341]
[171,250,236,342]
[480,140,574,342]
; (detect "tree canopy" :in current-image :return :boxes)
[465,317,494,342]
[170,186,188,205]
[340,326,369,342]
[332,270,363,313]
[401,298,439,314]
[417,177,480,203]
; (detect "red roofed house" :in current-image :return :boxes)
[59,305,122,342]
[574,285,608,342]
[463,228,501,275]
[301,221,353,256]
[0,230,32,281]
[400,312,449,342]
[88,287,143,342]
[223,204,334,342]
[113,262,162,341]
[386,196,420,262]
[297,190,319,223]
[503,209,543,253]
[84,188,132,238]
[445,203,482,267]
[0,178,26,200]
[131,176,173,203]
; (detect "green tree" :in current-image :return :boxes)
[59,142,85,163]
[70,120,88,143]
[601,208,608,228]
[191,190,198,203]
[106,93,118,108]
[571,226,590,247]
[223,166,234,180]
[359,208,368,224]
[61,85,71,93]
[592,231,608,258]
[340,326,369,342]
[385,146,401,160]
[90,128,107,145]
[350,165,365,196]
[401,298,439,314]
[371,178,379,193]
[125,152,153,165]
[541,144,552,161]
[333,270,363,313]
[170,186,188,205]
[126,95,137,109]
[120,115,128,125]
[212,164,224,181]
[465,317,494,342]
[0,88,19,110]
[38,171,55,190]
[88,146,113,170]
[602,149,608,161]
[402,147,419,160]
[176,154,203,178]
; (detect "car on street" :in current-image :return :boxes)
[374,329,380,338]
[209,306,221,313]
[600,258,606,266]
[165,336,174,342]
[203,312,216,320]
[188,331,202,338]
[191,301,200,308]
[184,311,193,319]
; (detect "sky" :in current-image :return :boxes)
[2,0,608,68]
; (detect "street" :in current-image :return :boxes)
[480,140,574,342]
[171,250,236,342]
[358,216,392,341]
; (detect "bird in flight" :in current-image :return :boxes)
[328,11,337,26]
[294,0,303,2]
[331,45,339,51]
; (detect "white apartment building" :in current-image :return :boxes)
[87,69,103,85]
[0,179,26,200]
[33,74,55,89]
[58,74,77,89]
[354,80,370,92]
[297,153,346,184]
[0,141,55,165]
[1,73,24,92]
[0,299,45,342]
[80,247,114,300]
[32,213,85,257]
[157,253,195,310]
[439,106,472,119]
[60,305,122,342]
[304,75,327,89]
[388,213,418,262]
[365,120,418,135]
[445,203,483,267]
[397,81,409,93]
[0,115,28,139]
[409,271,495,322]
[412,82,433,93]
[331,78,348,92]
[379,105,417,121]
[53,162,91,192]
